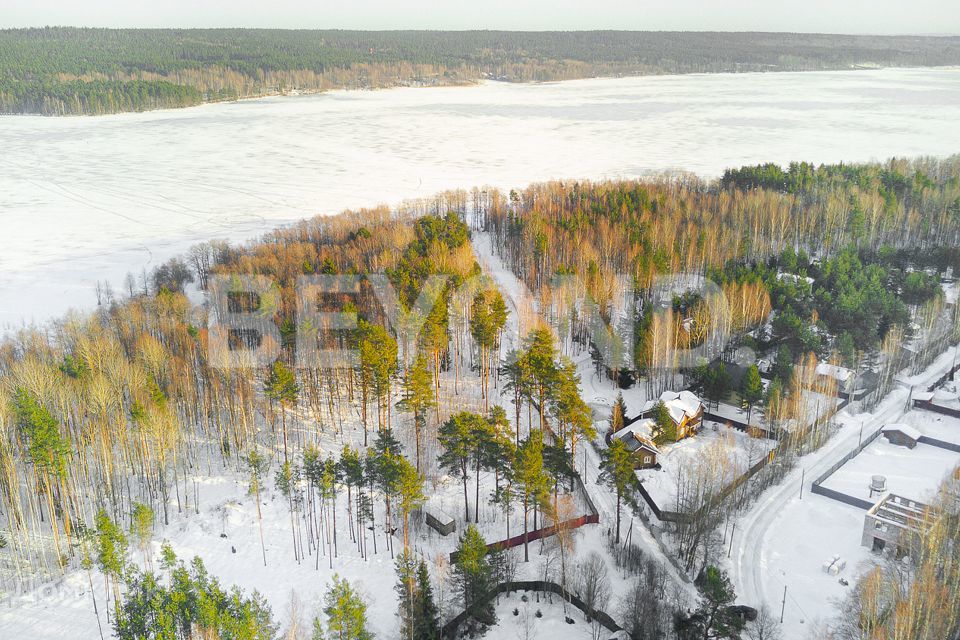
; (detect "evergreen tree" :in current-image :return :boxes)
[452,525,496,627]
[675,566,744,639]
[502,349,534,444]
[513,430,550,562]
[469,414,496,523]
[705,362,732,410]
[764,377,785,430]
[470,288,507,410]
[396,456,426,549]
[265,360,299,464]
[438,411,483,523]
[599,438,635,544]
[395,551,418,640]
[610,392,627,434]
[397,354,436,472]
[130,502,155,568]
[523,329,559,432]
[543,441,576,505]
[549,361,595,459]
[321,575,372,640]
[772,344,794,386]
[740,364,764,425]
[651,401,677,445]
[115,553,275,640]
[413,560,441,640]
[95,509,128,611]
[356,320,399,443]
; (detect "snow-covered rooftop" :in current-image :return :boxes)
[882,423,922,442]
[815,362,854,383]
[642,390,703,425]
[611,419,658,453]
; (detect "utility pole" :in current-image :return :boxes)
[780,585,787,623]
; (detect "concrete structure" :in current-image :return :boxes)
[861,493,927,557]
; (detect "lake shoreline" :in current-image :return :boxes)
[2,67,959,329]
[4,64,959,119]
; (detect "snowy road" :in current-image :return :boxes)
[471,228,699,602]
[727,345,959,627]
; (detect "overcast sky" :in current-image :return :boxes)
[2,0,959,35]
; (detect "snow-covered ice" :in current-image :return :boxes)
[3,68,960,328]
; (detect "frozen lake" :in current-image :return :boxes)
[2,67,960,328]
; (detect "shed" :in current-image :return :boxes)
[882,424,921,449]
[424,504,456,536]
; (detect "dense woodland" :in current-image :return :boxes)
[1,156,959,638]
[2,28,960,114]
[485,156,960,376]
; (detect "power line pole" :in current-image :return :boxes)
[780,585,787,623]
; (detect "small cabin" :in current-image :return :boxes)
[424,504,456,536]
[611,419,660,469]
[882,424,921,449]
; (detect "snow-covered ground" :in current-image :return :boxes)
[4,68,960,329]
[821,438,960,503]
[726,345,960,639]
[0,468,401,638]
[898,405,960,442]
[635,424,777,511]
[484,594,597,640]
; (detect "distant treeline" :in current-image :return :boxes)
[2,28,960,115]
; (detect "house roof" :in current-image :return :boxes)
[642,390,704,425]
[613,418,654,441]
[882,423,922,442]
[815,362,854,383]
[611,419,659,454]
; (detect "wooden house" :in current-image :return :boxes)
[640,390,705,440]
[610,419,660,469]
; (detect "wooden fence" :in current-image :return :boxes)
[810,427,960,510]
[441,579,622,639]
[913,398,960,420]
[925,361,960,392]
[451,473,601,561]
[633,396,850,523]
[808,425,885,508]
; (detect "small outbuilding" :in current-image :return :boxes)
[882,424,921,449]
[423,504,456,536]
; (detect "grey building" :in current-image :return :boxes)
[861,493,927,557]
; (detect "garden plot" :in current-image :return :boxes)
[820,437,960,503]
[635,424,776,512]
